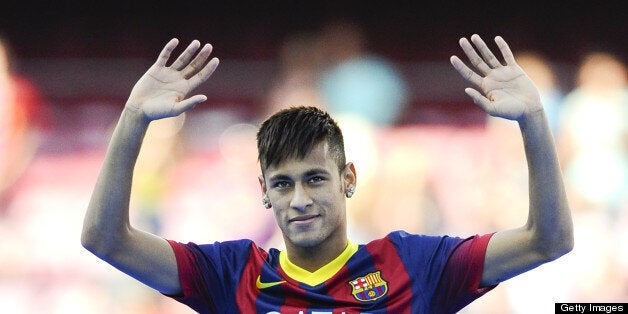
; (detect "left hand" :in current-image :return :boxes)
[450,34,542,121]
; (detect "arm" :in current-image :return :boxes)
[450,34,573,286]
[81,38,219,295]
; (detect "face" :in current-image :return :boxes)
[260,141,355,250]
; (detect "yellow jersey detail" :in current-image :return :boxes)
[255,275,286,289]
[279,239,358,286]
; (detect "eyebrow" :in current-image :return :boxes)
[268,174,291,183]
[267,167,331,183]
[303,168,331,178]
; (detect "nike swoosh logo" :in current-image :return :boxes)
[256,275,286,289]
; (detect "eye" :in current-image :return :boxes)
[307,176,326,185]
[272,180,292,189]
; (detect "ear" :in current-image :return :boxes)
[343,162,357,188]
[258,174,267,196]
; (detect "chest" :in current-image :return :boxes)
[237,255,419,313]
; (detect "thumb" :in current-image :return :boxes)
[171,94,207,116]
[465,88,493,113]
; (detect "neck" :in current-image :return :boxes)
[285,234,348,272]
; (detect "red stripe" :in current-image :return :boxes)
[277,265,311,311]
[366,236,412,314]
[323,264,357,308]
[235,243,267,311]
[278,264,358,311]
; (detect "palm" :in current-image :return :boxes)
[130,69,191,119]
[126,39,219,121]
[451,35,541,121]
[481,66,539,119]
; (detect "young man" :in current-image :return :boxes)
[82,35,573,313]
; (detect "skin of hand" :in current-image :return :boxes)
[126,38,220,122]
[450,34,542,121]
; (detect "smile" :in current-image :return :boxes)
[288,214,320,224]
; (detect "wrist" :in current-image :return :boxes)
[517,98,545,121]
[122,105,151,128]
[122,102,150,125]
[517,106,549,134]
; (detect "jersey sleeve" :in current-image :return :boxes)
[164,239,255,313]
[431,233,497,313]
[165,240,214,312]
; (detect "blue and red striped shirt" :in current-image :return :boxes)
[167,231,495,313]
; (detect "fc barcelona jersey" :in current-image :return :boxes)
[166,231,495,313]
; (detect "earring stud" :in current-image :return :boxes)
[262,197,272,209]
[345,186,355,198]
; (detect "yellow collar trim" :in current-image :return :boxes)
[279,240,358,287]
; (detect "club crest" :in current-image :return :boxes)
[348,271,388,302]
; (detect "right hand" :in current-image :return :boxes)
[126,38,219,121]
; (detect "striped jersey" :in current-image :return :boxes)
[166,231,495,313]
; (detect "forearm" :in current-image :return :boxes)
[81,108,150,252]
[519,108,574,258]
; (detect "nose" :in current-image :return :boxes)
[290,183,313,212]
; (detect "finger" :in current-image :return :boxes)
[495,36,516,65]
[459,37,492,75]
[450,55,483,88]
[470,34,503,68]
[464,87,494,113]
[181,43,213,78]
[171,94,207,116]
[187,57,220,90]
[170,40,201,70]
[155,38,179,67]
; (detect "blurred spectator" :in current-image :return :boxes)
[318,19,408,126]
[363,128,438,238]
[0,35,46,212]
[558,52,628,221]
[131,114,186,234]
[478,118,528,231]
[264,31,327,116]
[556,51,628,304]
[515,51,565,133]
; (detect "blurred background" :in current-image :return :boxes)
[0,1,626,313]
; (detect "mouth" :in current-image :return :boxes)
[288,214,320,225]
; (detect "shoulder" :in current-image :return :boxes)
[375,231,464,251]
[359,231,466,266]
[168,239,270,263]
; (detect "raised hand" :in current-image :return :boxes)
[126,38,219,121]
[450,34,541,121]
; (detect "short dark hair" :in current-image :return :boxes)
[257,106,346,172]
